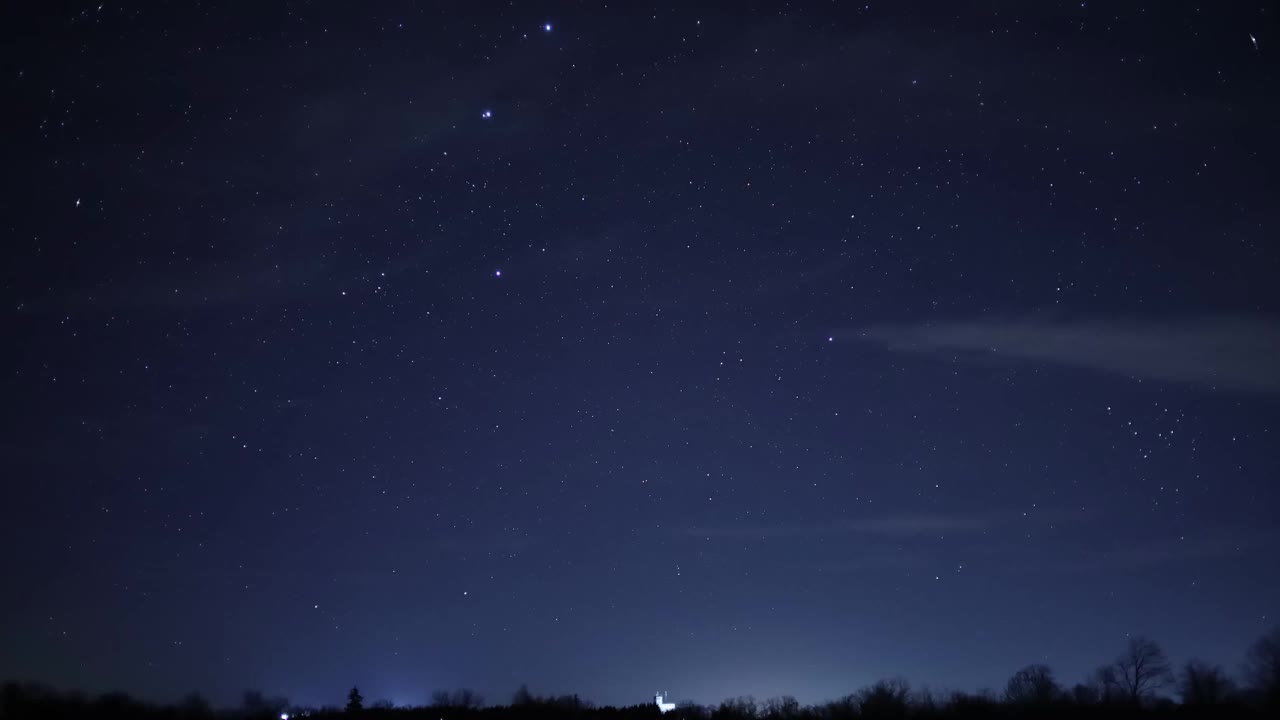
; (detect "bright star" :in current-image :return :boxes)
[543,23,552,32]
[494,269,502,277]
[481,109,492,119]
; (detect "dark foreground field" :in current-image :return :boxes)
[4,680,1279,720]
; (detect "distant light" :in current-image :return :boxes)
[543,23,552,32]
[827,336,834,342]
[494,269,502,277]
[281,714,290,720]
[481,109,492,119]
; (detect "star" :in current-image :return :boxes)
[9,2,1277,708]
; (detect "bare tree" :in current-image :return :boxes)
[1178,659,1236,706]
[761,696,800,720]
[1004,664,1060,705]
[856,679,910,720]
[946,690,998,714]
[713,696,758,720]
[179,693,212,718]
[242,690,267,714]
[911,686,937,713]
[512,685,535,706]
[1112,635,1173,703]
[1069,683,1098,705]
[677,701,713,720]
[816,694,858,720]
[433,689,484,708]
[1245,627,1280,706]
[242,690,288,716]
[1091,665,1123,704]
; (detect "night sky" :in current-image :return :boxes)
[3,0,1279,711]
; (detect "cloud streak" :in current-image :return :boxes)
[676,513,988,540]
[852,314,1280,393]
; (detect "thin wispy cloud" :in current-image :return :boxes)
[676,513,988,540]
[963,531,1280,575]
[852,314,1280,393]
[1082,533,1269,572]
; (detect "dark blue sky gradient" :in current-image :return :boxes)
[2,0,1279,710]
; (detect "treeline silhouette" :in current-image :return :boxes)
[4,628,1279,720]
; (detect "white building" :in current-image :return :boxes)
[655,693,676,713]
